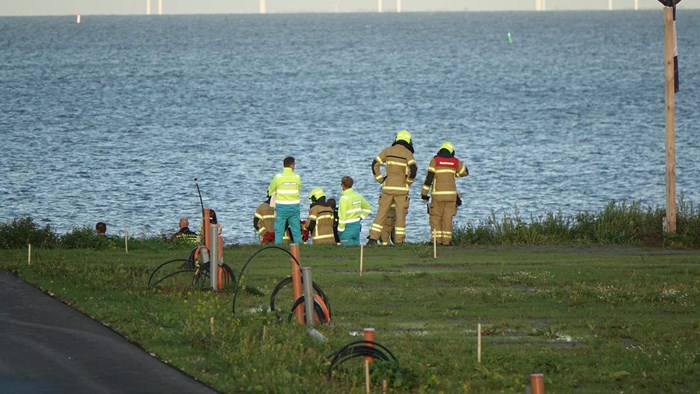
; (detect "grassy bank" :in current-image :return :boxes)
[1,244,699,393]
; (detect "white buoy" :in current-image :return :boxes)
[76,14,81,24]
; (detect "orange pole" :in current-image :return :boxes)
[217,234,225,290]
[364,327,375,394]
[203,208,212,251]
[530,373,545,394]
[363,327,375,363]
[290,243,304,323]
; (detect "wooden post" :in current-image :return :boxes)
[27,244,31,266]
[477,323,482,363]
[210,316,215,334]
[124,227,129,254]
[360,244,364,276]
[663,5,677,233]
[364,328,375,394]
[433,230,437,259]
[290,243,304,323]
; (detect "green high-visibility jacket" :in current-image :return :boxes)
[268,167,301,205]
[338,188,371,231]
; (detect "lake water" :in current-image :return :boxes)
[1,10,698,244]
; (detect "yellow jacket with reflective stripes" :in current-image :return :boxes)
[372,143,417,195]
[304,203,336,244]
[268,167,301,205]
[338,188,372,231]
[254,201,275,235]
[421,155,468,202]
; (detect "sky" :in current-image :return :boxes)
[0,0,696,16]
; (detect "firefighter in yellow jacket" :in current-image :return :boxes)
[367,130,418,245]
[303,188,336,245]
[421,141,469,246]
[254,195,276,244]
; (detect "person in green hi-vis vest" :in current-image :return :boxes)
[268,156,302,245]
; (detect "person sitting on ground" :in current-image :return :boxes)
[303,188,336,245]
[254,195,276,244]
[95,222,107,236]
[173,217,197,240]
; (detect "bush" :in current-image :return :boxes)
[60,226,114,250]
[0,217,60,249]
[454,200,700,248]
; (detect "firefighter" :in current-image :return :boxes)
[303,188,336,245]
[268,156,302,245]
[421,141,469,246]
[379,198,397,245]
[338,176,372,246]
[254,195,276,244]
[367,130,417,245]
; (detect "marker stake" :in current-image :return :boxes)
[477,323,482,363]
[124,227,129,254]
[27,244,31,266]
[360,244,364,275]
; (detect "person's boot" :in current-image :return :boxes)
[366,238,378,246]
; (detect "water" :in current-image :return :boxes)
[1,11,699,244]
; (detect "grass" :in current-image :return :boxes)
[1,244,699,393]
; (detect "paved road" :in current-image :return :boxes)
[0,270,218,394]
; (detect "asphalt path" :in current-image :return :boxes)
[0,270,218,393]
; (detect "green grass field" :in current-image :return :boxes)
[2,244,698,393]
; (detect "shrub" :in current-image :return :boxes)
[0,217,60,249]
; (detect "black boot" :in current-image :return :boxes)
[366,238,378,246]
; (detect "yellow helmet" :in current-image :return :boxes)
[395,129,412,144]
[308,188,325,201]
[440,141,455,154]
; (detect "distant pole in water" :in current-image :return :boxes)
[146,0,151,15]
[608,0,613,11]
[660,0,681,233]
[635,0,639,10]
[158,0,163,15]
[259,0,266,14]
[377,0,383,13]
[397,0,401,13]
[535,0,546,12]
[507,32,513,45]
[76,13,81,24]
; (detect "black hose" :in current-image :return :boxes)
[147,258,195,288]
[286,295,330,324]
[232,246,301,315]
[326,340,399,379]
[269,276,332,319]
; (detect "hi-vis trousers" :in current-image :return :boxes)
[370,193,409,244]
[429,199,457,246]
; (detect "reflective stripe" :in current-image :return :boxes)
[276,200,300,205]
[258,227,267,235]
[386,160,408,167]
[339,217,361,224]
[435,169,456,174]
[277,189,298,195]
[313,233,335,240]
[432,190,457,195]
[382,185,409,192]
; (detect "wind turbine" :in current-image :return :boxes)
[146,0,151,15]
[378,0,382,13]
[260,0,266,14]
[158,0,163,15]
[397,0,401,13]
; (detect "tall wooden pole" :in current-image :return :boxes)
[663,5,677,233]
